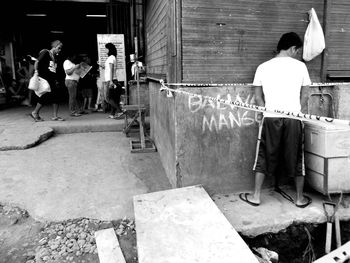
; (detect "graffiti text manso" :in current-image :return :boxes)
[188,94,258,132]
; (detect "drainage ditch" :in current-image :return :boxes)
[243,221,350,262]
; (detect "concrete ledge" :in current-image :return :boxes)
[0,126,54,151]
[213,186,350,237]
[0,121,125,150]
[47,121,125,134]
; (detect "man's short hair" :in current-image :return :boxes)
[276,32,303,52]
[51,40,62,48]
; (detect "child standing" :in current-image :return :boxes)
[79,54,96,111]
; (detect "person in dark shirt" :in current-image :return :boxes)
[78,54,97,111]
[30,40,64,122]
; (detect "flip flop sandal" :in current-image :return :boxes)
[30,113,44,122]
[239,193,260,207]
[295,196,312,208]
[51,117,65,121]
[274,187,294,204]
[114,112,125,118]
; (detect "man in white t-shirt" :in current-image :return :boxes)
[239,32,312,208]
[63,54,82,117]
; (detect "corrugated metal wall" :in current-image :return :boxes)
[145,0,169,74]
[328,0,350,71]
[182,0,324,83]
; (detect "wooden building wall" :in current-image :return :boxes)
[328,0,350,75]
[181,0,324,83]
[144,0,169,75]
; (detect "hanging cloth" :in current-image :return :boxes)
[303,8,326,61]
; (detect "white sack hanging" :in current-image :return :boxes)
[303,8,326,61]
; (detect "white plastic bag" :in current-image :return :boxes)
[34,77,51,97]
[303,8,326,61]
[29,72,51,97]
[28,72,39,91]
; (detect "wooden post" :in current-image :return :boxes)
[134,36,146,149]
[136,63,145,149]
[134,36,138,61]
[175,0,182,83]
[321,0,332,82]
[168,0,182,83]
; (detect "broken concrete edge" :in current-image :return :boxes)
[0,122,125,151]
[239,220,308,238]
[0,200,134,227]
[239,213,350,238]
[51,123,124,134]
[0,201,31,219]
[0,128,54,151]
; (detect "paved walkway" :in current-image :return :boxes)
[1,104,350,237]
[0,104,166,220]
[0,104,126,133]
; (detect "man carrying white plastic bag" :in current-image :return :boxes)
[303,8,326,62]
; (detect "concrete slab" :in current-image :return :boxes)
[134,185,259,263]
[95,228,126,263]
[0,132,172,222]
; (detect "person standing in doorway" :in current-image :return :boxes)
[17,55,35,106]
[63,52,82,117]
[239,32,312,208]
[79,54,96,111]
[30,40,64,121]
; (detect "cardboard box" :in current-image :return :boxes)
[304,120,350,194]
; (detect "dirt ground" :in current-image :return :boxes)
[0,203,137,263]
[2,202,350,263]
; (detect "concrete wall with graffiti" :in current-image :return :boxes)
[175,86,271,194]
[150,83,350,194]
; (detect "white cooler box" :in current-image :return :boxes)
[304,120,350,194]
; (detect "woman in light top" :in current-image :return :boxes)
[103,42,124,119]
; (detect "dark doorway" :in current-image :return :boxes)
[15,1,109,62]
[4,0,132,103]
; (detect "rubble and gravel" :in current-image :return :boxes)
[33,217,136,263]
[0,203,137,263]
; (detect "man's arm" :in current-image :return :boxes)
[254,85,265,120]
[300,85,309,114]
[34,60,38,72]
[254,86,265,107]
